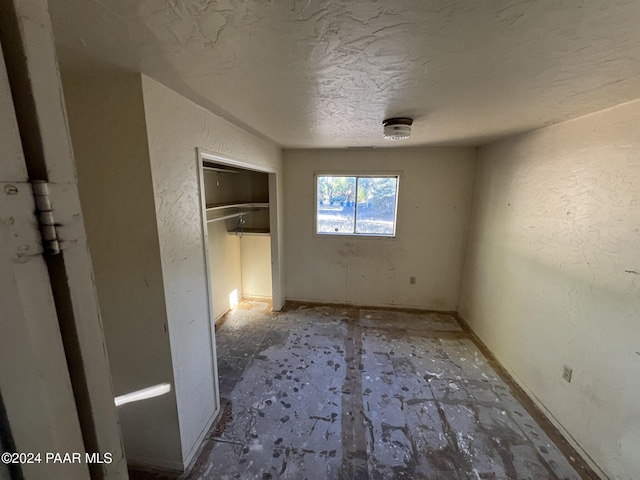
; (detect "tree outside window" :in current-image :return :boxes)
[316,175,399,236]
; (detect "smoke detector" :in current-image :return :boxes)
[383,117,413,140]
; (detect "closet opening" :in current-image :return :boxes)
[197,150,280,328]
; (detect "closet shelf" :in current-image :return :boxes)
[206,202,268,223]
[207,210,253,223]
[227,228,270,236]
[203,165,242,174]
[206,202,269,212]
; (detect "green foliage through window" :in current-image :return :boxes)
[316,175,398,236]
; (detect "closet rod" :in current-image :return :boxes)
[203,166,241,174]
[206,210,257,223]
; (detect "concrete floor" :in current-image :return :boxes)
[165,300,596,480]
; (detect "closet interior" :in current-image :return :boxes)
[203,160,273,322]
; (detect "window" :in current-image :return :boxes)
[316,175,399,236]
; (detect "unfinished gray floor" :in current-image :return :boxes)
[185,301,596,480]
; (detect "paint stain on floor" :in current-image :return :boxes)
[132,301,598,480]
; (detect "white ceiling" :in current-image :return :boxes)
[50,0,640,149]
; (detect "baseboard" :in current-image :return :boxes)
[214,307,230,325]
[283,296,457,313]
[215,296,274,325]
[456,314,609,480]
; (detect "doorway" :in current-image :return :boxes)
[197,150,281,326]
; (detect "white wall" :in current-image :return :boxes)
[140,75,283,466]
[64,75,182,469]
[241,235,273,298]
[459,100,640,480]
[208,223,243,321]
[284,148,476,310]
[207,229,271,318]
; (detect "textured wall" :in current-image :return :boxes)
[141,75,283,465]
[64,75,181,468]
[284,148,476,310]
[459,100,640,480]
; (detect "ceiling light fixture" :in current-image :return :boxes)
[383,117,413,140]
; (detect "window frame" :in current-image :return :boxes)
[313,171,401,238]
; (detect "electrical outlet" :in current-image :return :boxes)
[409,276,416,285]
[561,365,572,383]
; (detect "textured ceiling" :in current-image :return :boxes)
[50,0,640,148]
